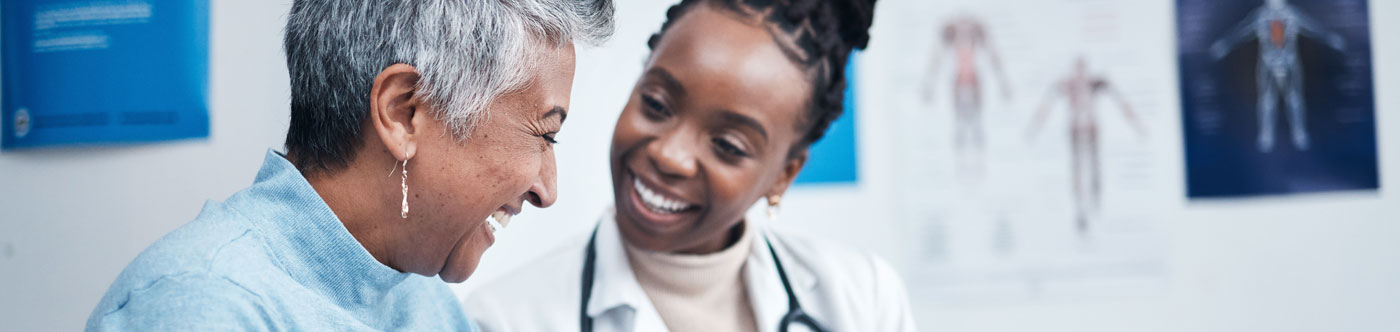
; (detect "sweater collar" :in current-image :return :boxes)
[227,149,411,311]
[622,218,755,296]
[586,205,819,332]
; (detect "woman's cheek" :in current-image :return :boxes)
[504,155,539,196]
[523,157,541,189]
[713,169,758,207]
[625,105,651,128]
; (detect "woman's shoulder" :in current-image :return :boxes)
[762,229,907,304]
[109,201,270,285]
[763,229,899,281]
[88,203,280,329]
[762,229,917,331]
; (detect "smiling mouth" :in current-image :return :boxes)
[485,208,515,233]
[632,177,698,215]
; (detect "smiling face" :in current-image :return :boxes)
[610,5,810,254]
[404,43,574,282]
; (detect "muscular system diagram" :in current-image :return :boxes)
[1027,57,1144,235]
[1210,0,1346,152]
[921,14,1011,180]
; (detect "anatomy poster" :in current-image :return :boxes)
[1177,0,1378,198]
[867,0,1175,304]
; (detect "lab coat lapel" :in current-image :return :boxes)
[587,208,669,332]
[744,210,819,332]
[746,231,788,332]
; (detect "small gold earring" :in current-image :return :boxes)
[766,196,781,222]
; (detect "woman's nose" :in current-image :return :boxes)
[646,130,699,179]
[525,152,558,208]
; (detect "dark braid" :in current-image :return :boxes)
[647,0,878,156]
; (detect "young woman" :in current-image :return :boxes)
[466,0,914,331]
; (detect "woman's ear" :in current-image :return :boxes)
[370,63,423,161]
[765,150,809,201]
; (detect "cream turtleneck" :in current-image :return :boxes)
[623,223,760,332]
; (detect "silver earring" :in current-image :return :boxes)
[766,196,781,222]
[400,159,409,219]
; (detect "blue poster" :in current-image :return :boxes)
[1176,0,1377,198]
[794,52,860,185]
[3,0,209,150]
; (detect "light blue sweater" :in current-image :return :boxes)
[86,150,478,331]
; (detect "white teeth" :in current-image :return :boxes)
[491,211,512,228]
[486,211,511,233]
[633,178,691,214]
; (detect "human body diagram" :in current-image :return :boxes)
[1210,0,1347,152]
[1026,58,1145,236]
[921,14,1011,180]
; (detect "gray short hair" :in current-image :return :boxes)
[283,0,614,173]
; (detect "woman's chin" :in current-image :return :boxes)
[438,226,493,283]
[438,254,481,283]
[439,265,474,283]
[615,213,689,252]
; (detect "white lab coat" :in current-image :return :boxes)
[463,207,917,332]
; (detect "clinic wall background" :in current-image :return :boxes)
[0,0,1395,331]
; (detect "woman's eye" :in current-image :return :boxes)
[712,137,748,158]
[542,133,559,145]
[641,94,668,116]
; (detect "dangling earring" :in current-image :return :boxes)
[400,159,410,219]
[390,159,409,219]
[766,195,782,223]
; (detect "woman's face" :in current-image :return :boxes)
[610,6,810,254]
[406,44,574,282]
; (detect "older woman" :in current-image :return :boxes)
[466,0,915,331]
[85,0,612,330]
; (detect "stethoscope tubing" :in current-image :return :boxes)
[578,226,829,332]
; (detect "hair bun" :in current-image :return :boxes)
[833,0,876,49]
[778,0,875,50]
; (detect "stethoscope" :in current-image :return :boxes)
[579,227,830,332]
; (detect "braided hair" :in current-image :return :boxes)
[646,0,877,157]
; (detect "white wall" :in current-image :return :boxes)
[0,1,294,331]
[2,0,1397,331]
